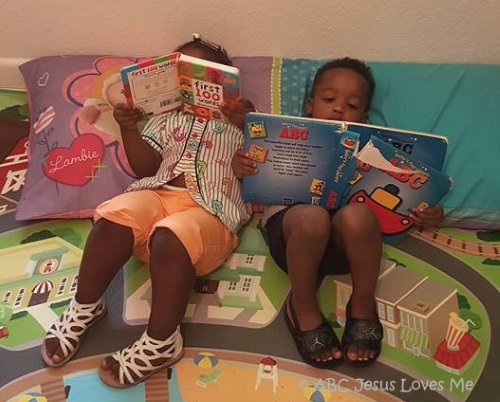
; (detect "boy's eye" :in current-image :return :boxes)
[323,97,334,103]
[348,103,360,110]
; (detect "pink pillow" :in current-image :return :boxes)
[16,55,140,220]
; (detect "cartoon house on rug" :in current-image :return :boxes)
[189,252,266,309]
[133,252,266,321]
[0,237,82,314]
[334,260,463,359]
[0,137,28,215]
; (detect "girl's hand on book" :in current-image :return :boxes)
[222,99,255,130]
[410,203,444,228]
[113,103,143,133]
[232,148,257,179]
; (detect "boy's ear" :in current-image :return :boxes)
[305,98,313,116]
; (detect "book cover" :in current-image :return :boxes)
[177,54,241,122]
[342,136,452,240]
[242,113,360,209]
[120,53,181,116]
[120,53,241,122]
[342,121,448,170]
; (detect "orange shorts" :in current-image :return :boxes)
[94,188,238,276]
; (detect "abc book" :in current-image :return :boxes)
[243,113,452,239]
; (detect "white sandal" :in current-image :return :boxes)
[99,326,184,388]
[41,298,107,367]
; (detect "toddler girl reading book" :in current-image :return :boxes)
[40,35,256,388]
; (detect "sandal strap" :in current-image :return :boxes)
[295,321,339,356]
[286,294,340,356]
[112,326,183,385]
[343,317,383,347]
[46,298,106,357]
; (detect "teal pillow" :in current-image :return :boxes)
[277,59,500,229]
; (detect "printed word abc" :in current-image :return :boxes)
[279,126,309,141]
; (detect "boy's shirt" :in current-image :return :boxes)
[127,110,250,233]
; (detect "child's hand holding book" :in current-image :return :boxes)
[113,103,143,134]
[410,203,444,228]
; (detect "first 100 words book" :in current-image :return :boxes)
[120,52,241,122]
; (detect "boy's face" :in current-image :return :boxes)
[305,68,370,123]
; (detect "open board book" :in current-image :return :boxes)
[120,52,240,121]
[242,113,452,241]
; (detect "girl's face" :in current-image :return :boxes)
[305,68,370,123]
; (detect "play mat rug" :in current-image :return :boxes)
[0,89,498,402]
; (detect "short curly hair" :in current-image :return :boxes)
[311,57,375,110]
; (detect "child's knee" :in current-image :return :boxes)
[284,205,331,237]
[336,203,380,233]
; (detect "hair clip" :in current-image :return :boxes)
[192,33,227,55]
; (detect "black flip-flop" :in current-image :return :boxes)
[284,293,342,369]
[341,300,383,366]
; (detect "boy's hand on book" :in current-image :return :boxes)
[113,103,143,133]
[232,148,258,179]
[222,99,255,130]
[410,203,444,228]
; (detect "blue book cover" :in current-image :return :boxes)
[341,136,453,241]
[242,113,359,209]
[342,121,448,170]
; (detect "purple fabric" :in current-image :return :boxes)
[233,56,273,113]
[17,55,140,220]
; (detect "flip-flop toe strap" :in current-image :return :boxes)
[298,322,339,356]
[343,318,383,349]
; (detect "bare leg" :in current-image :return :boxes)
[43,219,134,364]
[332,203,382,362]
[101,227,196,382]
[282,204,342,363]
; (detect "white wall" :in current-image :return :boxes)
[0,0,498,86]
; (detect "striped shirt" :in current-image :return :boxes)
[126,111,251,233]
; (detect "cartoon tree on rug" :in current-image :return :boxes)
[21,229,83,248]
[0,103,29,120]
[457,294,483,332]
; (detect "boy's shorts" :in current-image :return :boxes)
[261,204,350,279]
[95,188,237,276]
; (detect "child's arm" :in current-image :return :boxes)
[410,204,445,228]
[113,103,162,178]
[221,99,255,130]
[231,149,262,213]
